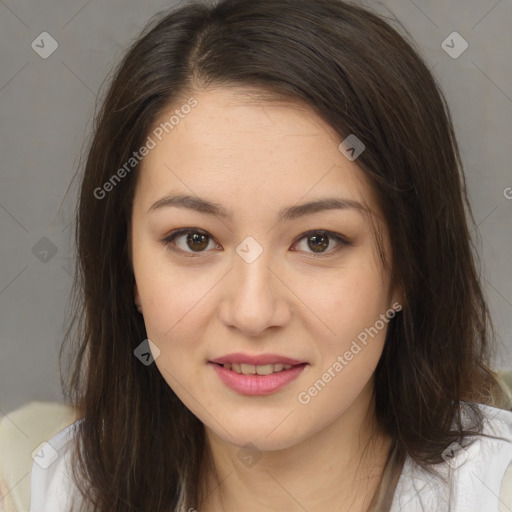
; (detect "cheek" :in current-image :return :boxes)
[292,255,391,354]
[139,273,207,344]
[133,233,202,334]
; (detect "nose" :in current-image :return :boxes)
[218,248,291,337]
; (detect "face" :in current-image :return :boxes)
[131,87,399,452]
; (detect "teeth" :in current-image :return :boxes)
[220,363,296,374]
[256,364,274,375]
[241,363,256,374]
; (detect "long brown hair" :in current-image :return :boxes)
[61,0,510,510]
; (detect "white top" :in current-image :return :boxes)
[29,420,83,512]
[30,403,512,512]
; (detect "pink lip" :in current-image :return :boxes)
[209,353,305,366]
[209,362,307,395]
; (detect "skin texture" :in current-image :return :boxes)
[131,87,400,511]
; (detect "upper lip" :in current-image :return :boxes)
[209,353,306,366]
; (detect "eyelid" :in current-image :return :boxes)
[160,227,351,258]
[160,227,218,258]
[291,229,352,258]
[292,229,350,245]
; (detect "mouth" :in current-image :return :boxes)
[209,353,306,367]
[208,354,308,395]
[211,362,304,375]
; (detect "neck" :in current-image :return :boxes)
[198,382,393,512]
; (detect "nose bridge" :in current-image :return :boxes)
[221,235,289,335]
[236,246,272,297]
[234,236,275,307]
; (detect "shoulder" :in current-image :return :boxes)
[463,403,512,512]
[0,402,79,512]
[29,419,84,512]
[467,401,512,438]
[391,402,512,512]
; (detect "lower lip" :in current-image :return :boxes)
[210,363,307,395]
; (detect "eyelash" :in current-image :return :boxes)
[160,228,351,258]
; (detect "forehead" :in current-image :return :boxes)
[135,87,379,218]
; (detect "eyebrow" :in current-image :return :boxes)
[147,193,367,221]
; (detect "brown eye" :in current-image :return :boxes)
[306,233,329,253]
[161,228,219,256]
[292,230,350,257]
[161,228,350,259]
[185,231,209,251]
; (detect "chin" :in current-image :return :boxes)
[207,417,311,452]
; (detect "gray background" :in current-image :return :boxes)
[1,0,511,415]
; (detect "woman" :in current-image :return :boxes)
[26,0,512,510]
